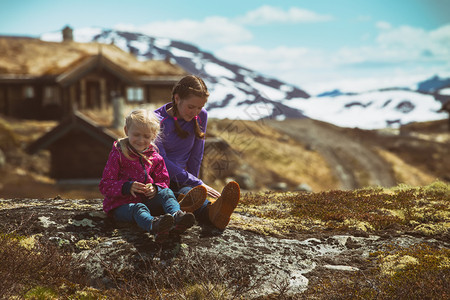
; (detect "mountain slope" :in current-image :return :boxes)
[283,89,446,129]
[59,28,310,120]
[41,28,448,129]
[417,75,450,93]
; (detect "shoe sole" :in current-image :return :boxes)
[209,181,240,230]
[171,213,196,235]
[179,186,207,213]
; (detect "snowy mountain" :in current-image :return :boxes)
[417,75,450,93]
[283,89,445,129]
[42,28,448,129]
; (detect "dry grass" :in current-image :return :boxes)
[207,119,339,191]
[304,243,450,300]
[0,229,263,299]
[376,148,437,186]
[0,230,90,298]
[236,181,450,237]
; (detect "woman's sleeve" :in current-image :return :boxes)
[99,148,129,197]
[186,111,208,184]
[157,140,203,187]
[186,136,205,179]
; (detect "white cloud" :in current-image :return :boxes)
[112,6,333,52]
[114,16,252,47]
[375,23,450,61]
[216,45,321,71]
[376,21,392,30]
[238,5,333,25]
[115,10,449,95]
[310,23,450,68]
[216,22,450,94]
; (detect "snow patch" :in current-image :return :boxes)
[204,62,236,78]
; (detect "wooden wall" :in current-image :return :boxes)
[49,130,112,179]
[146,84,173,105]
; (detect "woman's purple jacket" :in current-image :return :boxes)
[154,103,207,188]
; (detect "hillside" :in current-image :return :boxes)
[267,118,449,189]
[202,116,449,192]
[0,112,448,199]
[1,112,449,298]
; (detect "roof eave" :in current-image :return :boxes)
[27,111,118,154]
[139,75,185,85]
[56,55,139,86]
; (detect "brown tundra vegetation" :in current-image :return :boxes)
[0,112,449,299]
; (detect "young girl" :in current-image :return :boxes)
[99,109,206,242]
[154,75,240,230]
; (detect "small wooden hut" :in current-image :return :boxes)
[27,111,118,181]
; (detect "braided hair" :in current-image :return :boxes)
[171,75,209,139]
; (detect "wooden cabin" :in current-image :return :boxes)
[0,31,187,120]
[27,111,119,181]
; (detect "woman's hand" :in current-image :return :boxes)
[202,183,221,199]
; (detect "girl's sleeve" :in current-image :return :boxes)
[150,154,170,189]
[157,140,203,187]
[99,148,129,197]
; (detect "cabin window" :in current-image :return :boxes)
[23,86,35,98]
[126,87,144,102]
[43,86,61,106]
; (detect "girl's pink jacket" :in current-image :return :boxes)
[99,141,170,214]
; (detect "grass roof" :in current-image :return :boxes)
[0,37,186,77]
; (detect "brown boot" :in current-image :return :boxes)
[208,181,240,230]
[179,185,207,212]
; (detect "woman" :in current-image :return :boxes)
[154,75,240,230]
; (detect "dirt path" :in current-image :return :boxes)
[267,119,397,189]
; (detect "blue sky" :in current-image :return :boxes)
[1,0,450,93]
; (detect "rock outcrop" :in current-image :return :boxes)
[0,197,447,298]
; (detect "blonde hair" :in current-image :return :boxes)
[171,75,209,139]
[117,109,160,164]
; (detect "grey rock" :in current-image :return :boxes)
[295,183,313,192]
[270,182,288,191]
[0,198,446,298]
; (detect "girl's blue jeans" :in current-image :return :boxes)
[112,188,180,232]
[171,184,211,224]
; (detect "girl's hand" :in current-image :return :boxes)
[144,184,157,199]
[202,183,221,199]
[130,182,147,197]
